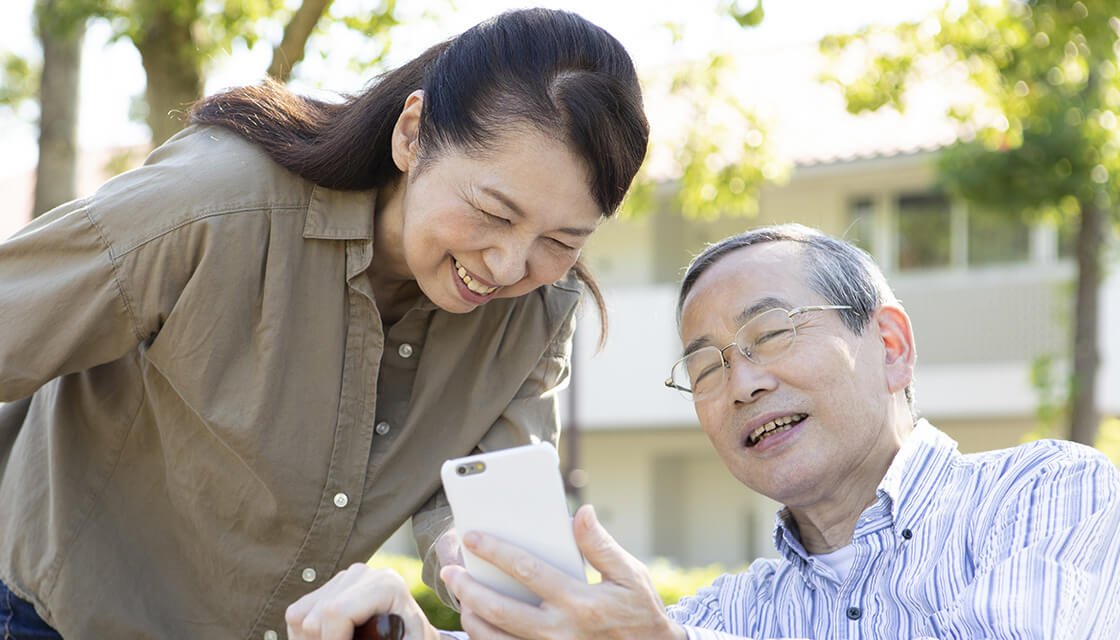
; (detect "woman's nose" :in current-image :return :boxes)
[483,238,531,285]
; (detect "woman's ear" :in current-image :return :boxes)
[875,304,916,395]
[391,90,424,173]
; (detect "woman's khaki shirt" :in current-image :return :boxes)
[0,126,580,639]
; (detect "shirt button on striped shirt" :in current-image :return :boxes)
[846,606,862,620]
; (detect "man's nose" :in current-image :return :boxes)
[726,349,777,403]
[483,238,531,286]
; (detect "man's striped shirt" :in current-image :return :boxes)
[667,420,1120,639]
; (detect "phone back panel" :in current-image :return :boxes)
[441,443,585,604]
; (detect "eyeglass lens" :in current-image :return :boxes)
[672,308,797,399]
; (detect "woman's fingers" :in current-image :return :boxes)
[435,528,465,569]
[286,564,436,640]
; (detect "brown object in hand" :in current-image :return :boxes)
[353,613,405,640]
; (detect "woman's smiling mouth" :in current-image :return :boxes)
[453,258,498,296]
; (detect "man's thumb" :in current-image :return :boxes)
[573,504,637,581]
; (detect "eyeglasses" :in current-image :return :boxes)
[664,305,852,401]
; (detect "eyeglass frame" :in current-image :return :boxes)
[663,304,853,400]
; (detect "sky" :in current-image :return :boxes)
[0,0,952,178]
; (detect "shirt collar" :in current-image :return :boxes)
[771,419,960,575]
[303,184,377,240]
[879,418,959,528]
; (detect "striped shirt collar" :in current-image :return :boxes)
[772,419,959,581]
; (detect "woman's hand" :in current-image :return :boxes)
[286,563,442,640]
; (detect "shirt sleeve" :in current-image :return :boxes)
[412,303,578,607]
[0,199,147,402]
[667,574,735,634]
[928,447,1120,639]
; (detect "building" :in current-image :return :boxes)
[565,145,1119,568]
[3,45,1117,571]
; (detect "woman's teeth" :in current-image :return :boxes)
[747,414,807,446]
[455,260,497,295]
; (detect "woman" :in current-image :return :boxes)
[0,8,648,638]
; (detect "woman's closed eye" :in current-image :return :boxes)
[547,237,579,252]
[477,207,511,225]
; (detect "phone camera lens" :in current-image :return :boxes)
[457,465,467,475]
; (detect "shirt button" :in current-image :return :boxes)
[846,606,862,620]
[901,528,913,540]
[375,421,391,436]
[398,343,414,358]
[264,631,278,640]
[302,568,317,583]
[333,493,349,508]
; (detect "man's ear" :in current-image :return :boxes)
[391,90,424,173]
[874,304,916,394]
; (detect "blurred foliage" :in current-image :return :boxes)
[87,0,405,80]
[625,2,788,221]
[722,0,764,29]
[367,554,462,631]
[820,1,1120,223]
[368,553,738,632]
[822,0,1120,444]
[1096,416,1120,466]
[645,558,733,606]
[0,52,38,107]
[1025,353,1119,467]
[1028,353,1066,439]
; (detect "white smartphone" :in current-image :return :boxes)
[440,443,586,604]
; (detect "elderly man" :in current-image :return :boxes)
[288,224,1120,640]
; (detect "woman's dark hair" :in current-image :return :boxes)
[189,8,650,340]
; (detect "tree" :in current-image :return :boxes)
[624,0,784,220]
[94,0,402,145]
[32,0,87,216]
[820,1,1120,445]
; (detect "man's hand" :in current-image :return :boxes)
[286,563,442,640]
[441,504,688,640]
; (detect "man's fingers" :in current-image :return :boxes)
[459,530,578,603]
[459,607,524,640]
[573,504,641,582]
[442,564,545,637]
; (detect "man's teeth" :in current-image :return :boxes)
[748,414,807,445]
[455,260,497,295]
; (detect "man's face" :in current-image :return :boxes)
[679,242,902,510]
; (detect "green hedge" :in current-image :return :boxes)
[367,554,735,632]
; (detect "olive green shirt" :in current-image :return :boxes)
[0,126,580,639]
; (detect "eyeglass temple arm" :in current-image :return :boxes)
[664,378,689,392]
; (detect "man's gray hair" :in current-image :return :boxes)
[676,223,915,414]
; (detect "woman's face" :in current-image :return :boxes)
[395,125,603,313]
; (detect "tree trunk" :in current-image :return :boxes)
[268,0,334,82]
[134,1,203,147]
[33,0,85,218]
[1068,201,1103,445]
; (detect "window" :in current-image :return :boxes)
[967,207,1031,266]
[845,198,875,253]
[896,193,951,271]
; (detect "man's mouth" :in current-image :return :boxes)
[745,413,807,447]
[454,259,497,296]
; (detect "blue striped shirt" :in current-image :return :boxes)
[667,420,1120,639]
